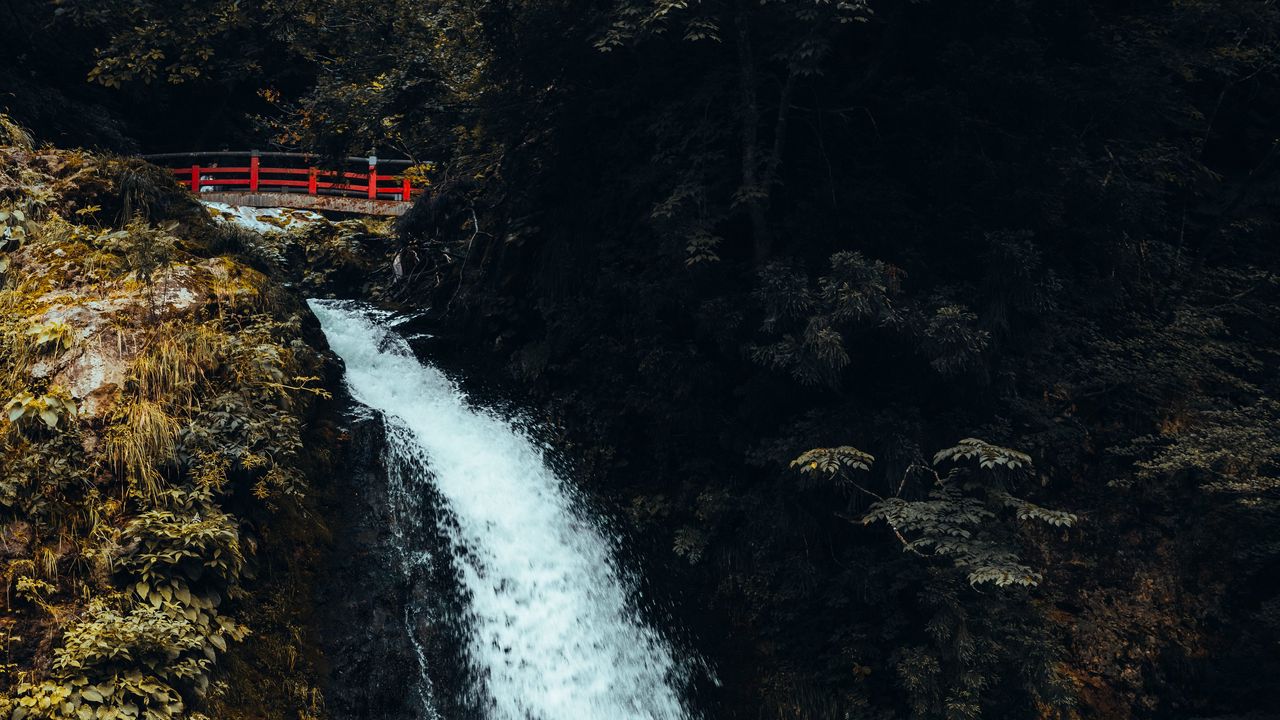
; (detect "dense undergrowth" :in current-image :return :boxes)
[0,120,334,720]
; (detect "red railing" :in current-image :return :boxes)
[141,151,425,203]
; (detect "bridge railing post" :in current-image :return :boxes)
[368,155,378,200]
[402,177,411,202]
[190,164,201,192]
[308,167,318,196]
[249,150,260,193]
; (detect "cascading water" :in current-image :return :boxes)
[310,299,698,720]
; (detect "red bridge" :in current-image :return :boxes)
[142,151,426,216]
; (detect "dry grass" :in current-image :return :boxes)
[105,398,179,500]
[131,323,220,407]
[35,545,58,581]
[103,323,225,499]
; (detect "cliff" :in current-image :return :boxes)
[0,124,337,720]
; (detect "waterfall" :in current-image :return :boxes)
[310,300,697,720]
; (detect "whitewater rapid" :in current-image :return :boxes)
[310,300,696,720]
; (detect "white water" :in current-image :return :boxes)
[310,300,696,720]
[201,200,327,234]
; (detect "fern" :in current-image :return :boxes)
[933,438,1033,471]
[791,445,874,475]
[796,438,1074,587]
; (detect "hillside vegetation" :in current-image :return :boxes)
[0,128,334,720]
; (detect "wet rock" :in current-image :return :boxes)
[314,394,421,720]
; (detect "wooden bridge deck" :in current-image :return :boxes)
[198,192,413,216]
[142,151,425,216]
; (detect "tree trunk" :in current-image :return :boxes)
[771,68,797,181]
[735,8,772,265]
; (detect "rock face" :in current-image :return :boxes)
[28,297,134,419]
[314,394,422,720]
[23,258,264,420]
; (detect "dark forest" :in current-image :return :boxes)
[2,1,1279,718]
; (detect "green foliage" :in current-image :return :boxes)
[671,525,708,564]
[53,601,205,677]
[932,439,1031,473]
[596,0,871,50]
[104,399,177,501]
[0,210,34,253]
[122,489,244,587]
[752,252,995,387]
[14,576,56,613]
[0,431,93,524]
[169,313,326,501]
[25,321,74,354]
[866,485,1043,588]
[892,576,1074,720]
[791,445,873,475]
[782,440,1077,714]
[794,439,1075,588]
[295,220,383,294]
[5,391,78,432]
[921,307,989,376]
[752,252,906,387]
[13,591,247,720]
